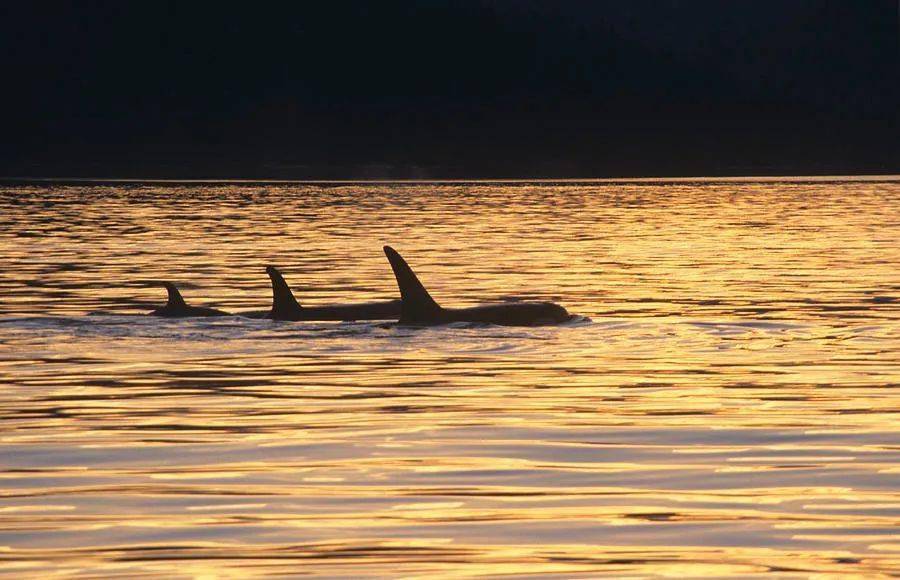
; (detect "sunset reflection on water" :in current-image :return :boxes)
[0,179,898,577]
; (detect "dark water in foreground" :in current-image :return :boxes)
[1,179,898,577]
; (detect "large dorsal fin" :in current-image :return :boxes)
[266,266,302,317]
[383,246,442,322]
[163,282,187,309]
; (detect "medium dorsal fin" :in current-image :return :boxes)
[266,266,302,317]
[383,246,442,322]
[163,282,187,309]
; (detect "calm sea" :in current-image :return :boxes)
[1,178,898,577]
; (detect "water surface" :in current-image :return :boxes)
[1,179,898,577]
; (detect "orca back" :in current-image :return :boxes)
[150,282,229,317]
[382,246,572,326]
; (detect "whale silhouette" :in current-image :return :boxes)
[266,266,401,321]
[149,282,230,317]
[383,246,572,326]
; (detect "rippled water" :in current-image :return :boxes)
[1,179,898,577]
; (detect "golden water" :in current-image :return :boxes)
[1,179,898,577]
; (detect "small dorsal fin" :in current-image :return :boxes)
[383,246,442,322]
[266,266,302,317]
[163,282,187,309]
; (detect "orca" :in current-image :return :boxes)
[383,246,572,326]
[265,265,401,321]
[149,282,230,317]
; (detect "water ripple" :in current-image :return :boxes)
[0,180,898,576]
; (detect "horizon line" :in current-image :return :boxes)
[2,174,899,185]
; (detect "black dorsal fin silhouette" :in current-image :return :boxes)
[383,246,442,322]
[266,266,302,317]
[163,282,187,309]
